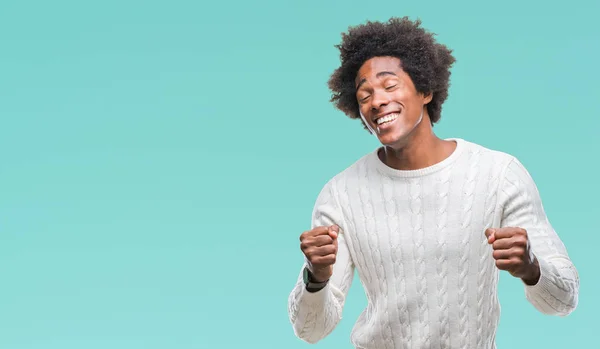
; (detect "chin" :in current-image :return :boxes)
[376,127,411,148]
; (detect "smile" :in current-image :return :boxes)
[375,113,400,125]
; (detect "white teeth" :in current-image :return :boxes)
[376,113,399,125]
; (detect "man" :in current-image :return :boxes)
[287,17,579,349]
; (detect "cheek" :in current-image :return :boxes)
[399,92,424,112]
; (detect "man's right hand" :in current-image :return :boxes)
[300,225,339,282]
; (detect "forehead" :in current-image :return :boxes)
[355,56,404,84]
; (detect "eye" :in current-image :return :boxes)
[385,84,397,90]
[359,95,370,103]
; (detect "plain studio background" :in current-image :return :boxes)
[0,0,597,348]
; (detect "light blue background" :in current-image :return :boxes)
[1,0,597,348]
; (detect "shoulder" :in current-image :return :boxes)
[458,138,519,172]
[459,139,537,190]
[315,150,377,199]
[331,149,377,184]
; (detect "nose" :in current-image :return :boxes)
[370,90,390,111]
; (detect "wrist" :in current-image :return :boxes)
[305,264,331,282]
[303,267,330,292]
[310,271,330,283]
[522,258,541,285]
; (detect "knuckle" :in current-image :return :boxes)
[307,227,323,237]
[497,261,511,270]
[514,247,524,257]
[305,248,315,259]
[300,231,312,240]
[324,255,336,265]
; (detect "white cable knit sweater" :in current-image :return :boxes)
[287,138,579,349]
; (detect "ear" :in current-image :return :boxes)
[423,92,433,104]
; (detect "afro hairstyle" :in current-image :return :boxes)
[327,17,456,129]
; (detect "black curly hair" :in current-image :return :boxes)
[327,17,456,128]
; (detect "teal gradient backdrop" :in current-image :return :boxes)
[1,0,597,348]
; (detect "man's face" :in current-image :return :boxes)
[355,56,432,147]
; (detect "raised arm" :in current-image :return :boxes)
[287,179,355,343]
[495,157,579,316]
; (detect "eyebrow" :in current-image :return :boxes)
[356,71,397,89]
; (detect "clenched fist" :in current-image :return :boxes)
[300,225,339,282]
[485,227,541,285]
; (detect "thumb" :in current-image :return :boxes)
[328,225,339,239]
[485,228,496,243]
[330,226,339,250]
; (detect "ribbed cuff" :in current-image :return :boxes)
[523,257,561,313]
[299,282,331,307]
[523,256,551,290]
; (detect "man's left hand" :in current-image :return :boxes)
[485,227,540,285]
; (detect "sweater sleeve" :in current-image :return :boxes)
[498,157,579,316]
[287,178,355,344]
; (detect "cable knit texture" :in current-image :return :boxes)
[287,138,579,349]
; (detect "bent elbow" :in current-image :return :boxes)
[558,295,579,317]
[531,292,579,317]
[291,325,325,345]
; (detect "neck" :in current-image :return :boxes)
[379,118,456,171]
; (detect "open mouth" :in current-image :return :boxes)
[374,112,400,126]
